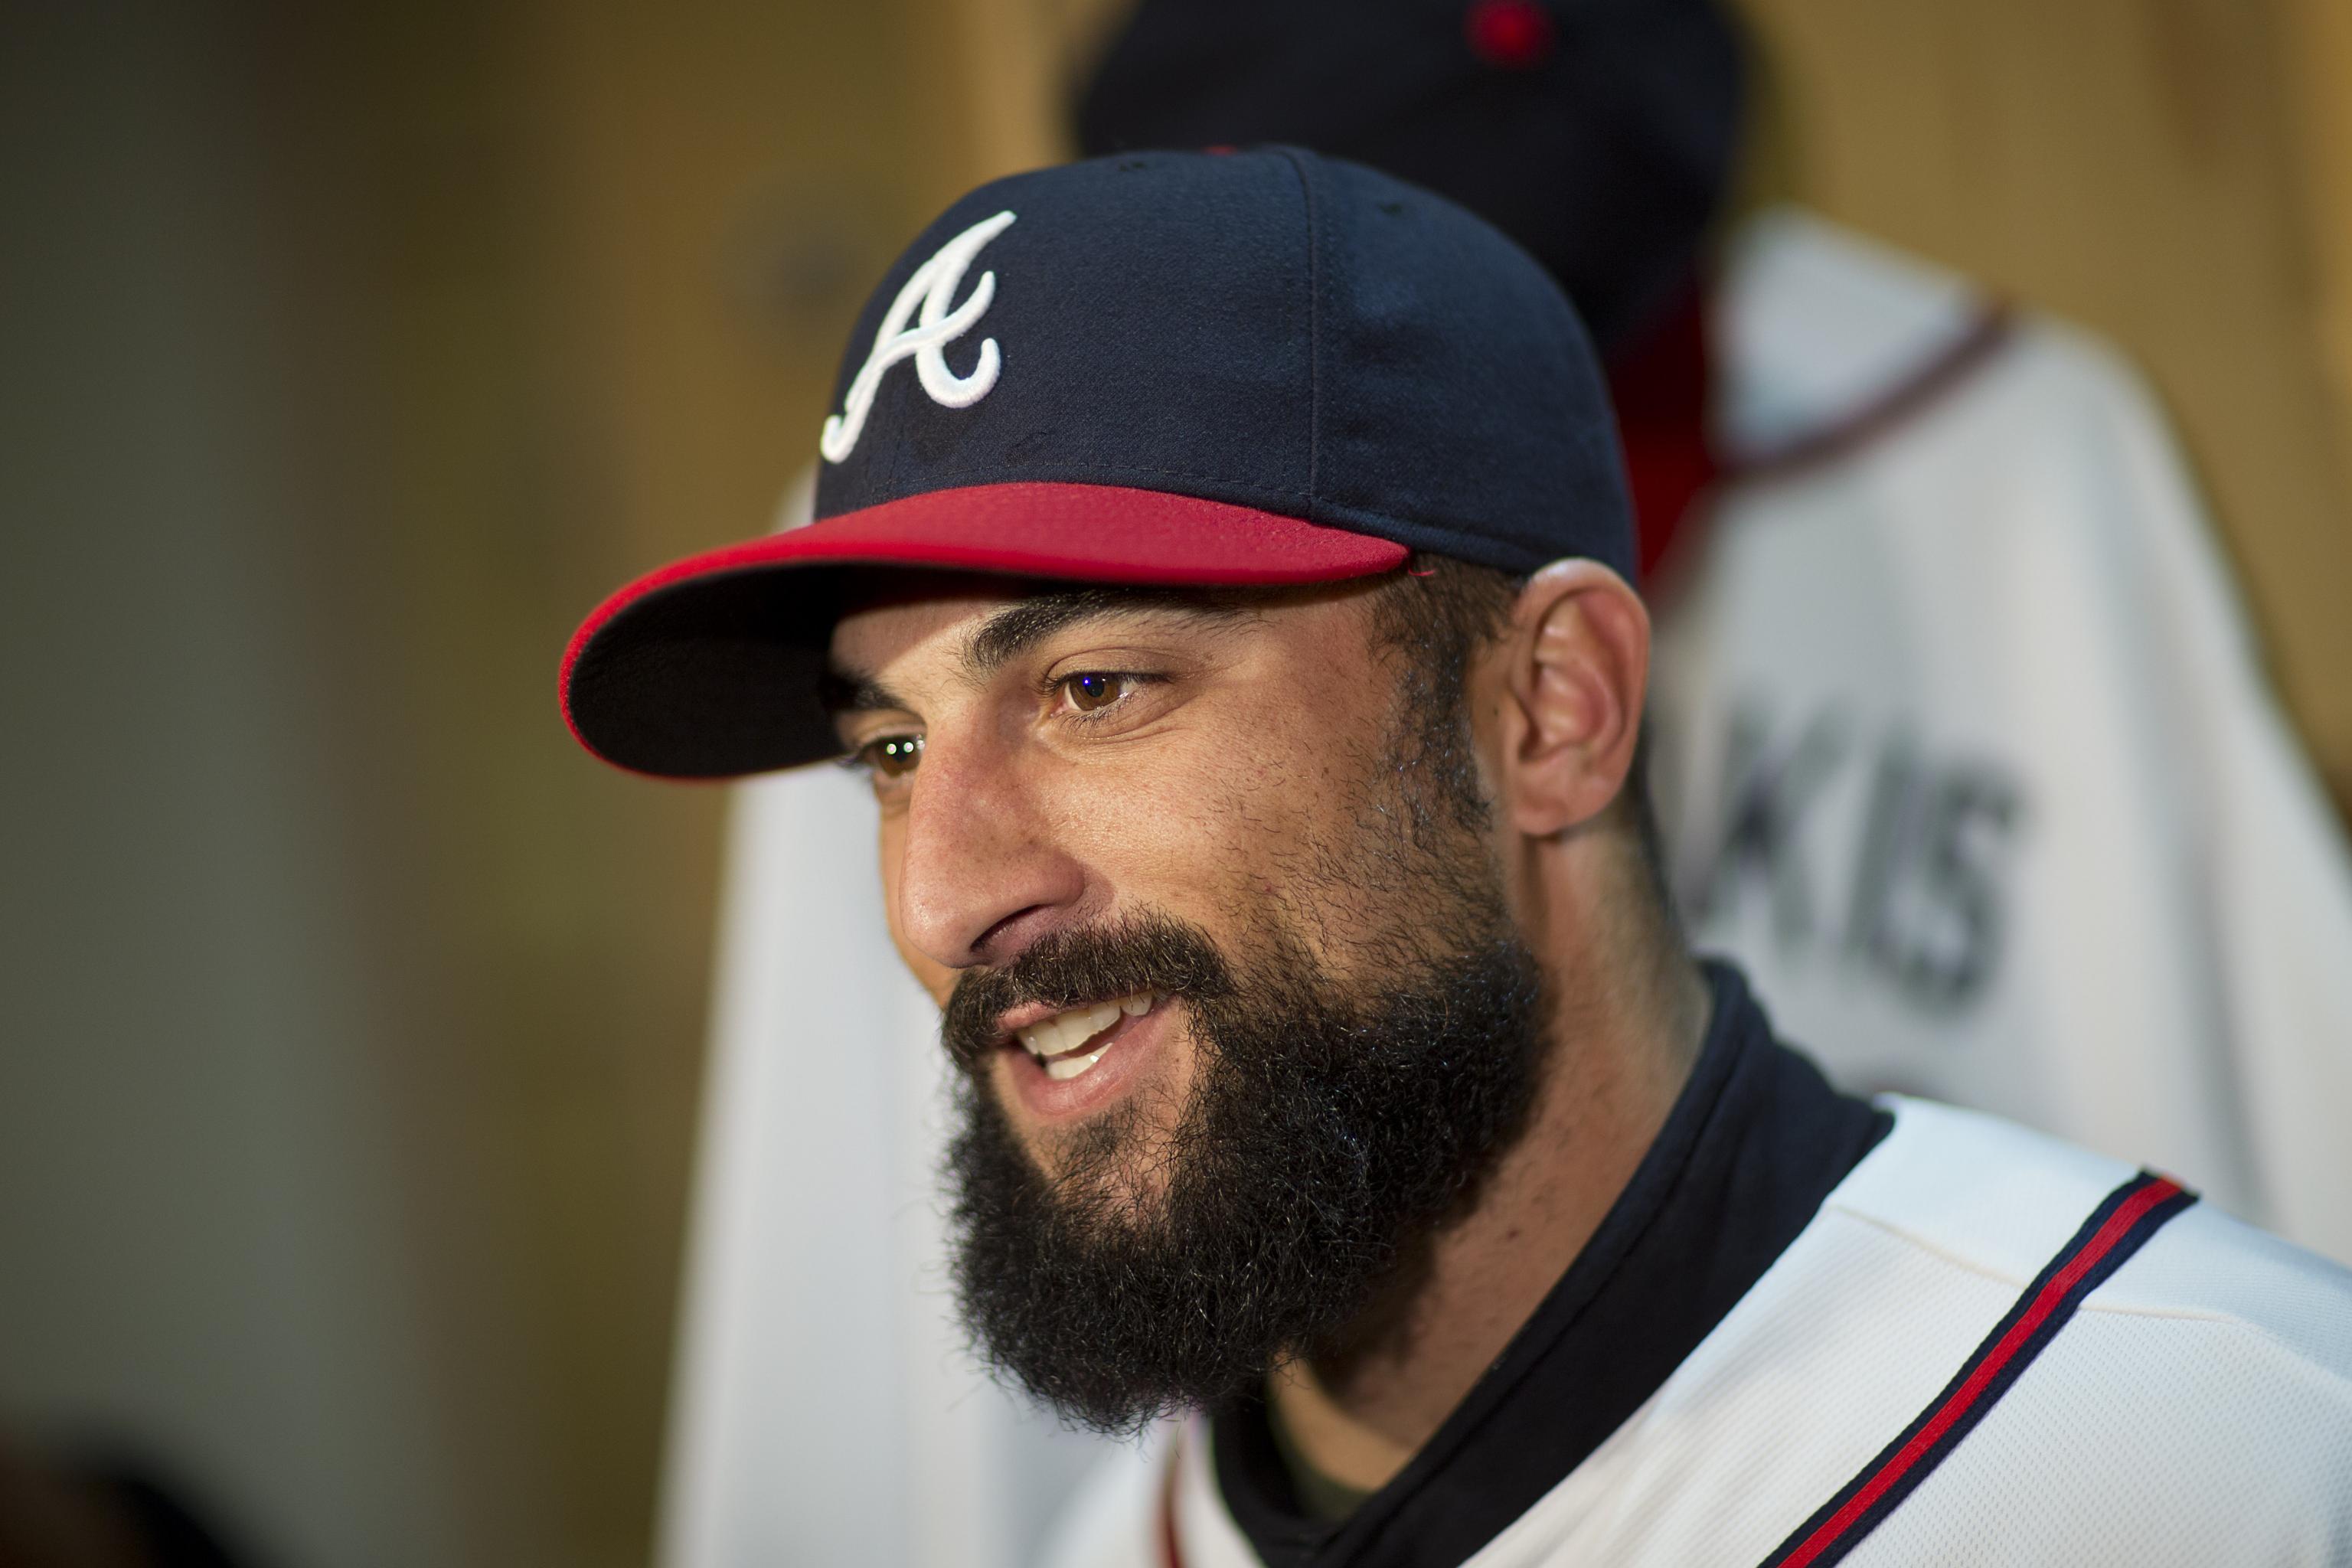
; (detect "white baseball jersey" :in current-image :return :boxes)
[1650,209,2352,1263]
[1045,1096,2352,1568]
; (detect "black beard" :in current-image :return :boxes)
[940,908,1547,1434]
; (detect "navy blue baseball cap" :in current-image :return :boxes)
[561,147,1632,779]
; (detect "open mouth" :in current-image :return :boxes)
[1009,991,1157,1082]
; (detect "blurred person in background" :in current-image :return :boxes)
[563,145,2352,1567]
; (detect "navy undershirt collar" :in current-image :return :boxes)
[1211,961,1890,1568]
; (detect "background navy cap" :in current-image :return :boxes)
[1076,0,1746,354]
[562,147,1632,778]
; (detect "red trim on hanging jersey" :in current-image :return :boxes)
[1606,280,1720,588]
[1721,305,2014,484]
[1757,1170,2196,1568]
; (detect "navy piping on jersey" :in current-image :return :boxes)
[1207,961,1892,1568]
[1755,1168,2197,1568]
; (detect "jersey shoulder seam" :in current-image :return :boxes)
[1822,1200,2030,1291]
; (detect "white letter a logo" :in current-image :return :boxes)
[820,210,1017,463]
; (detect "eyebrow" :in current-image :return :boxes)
[962,586,1250,678]
[822,586,1253,717]
[820,670,913,716]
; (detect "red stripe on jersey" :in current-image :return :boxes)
[1762,1171,2194,1568]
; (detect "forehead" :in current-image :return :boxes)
[825,576,1016,675]
[824,572,1349,690]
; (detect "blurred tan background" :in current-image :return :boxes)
[3,2,2348,1564]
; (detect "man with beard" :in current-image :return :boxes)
[561,152,2352,1566]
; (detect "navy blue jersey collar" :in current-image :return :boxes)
[1211,961,1890,1568]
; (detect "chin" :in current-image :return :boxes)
[1003,1080,1188,1218]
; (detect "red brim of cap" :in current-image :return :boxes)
[559,481,1409,779]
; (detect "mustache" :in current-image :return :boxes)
[939,910,1236,1071]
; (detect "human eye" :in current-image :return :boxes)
[844,732,924,781]
[1053,671,1158,719]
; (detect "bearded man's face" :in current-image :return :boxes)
[828,576,1549,1431]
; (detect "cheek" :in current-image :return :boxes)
[1081,740,1307,906]
[1060,704,1373,939]
[1181,684,1462,976]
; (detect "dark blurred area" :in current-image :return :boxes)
[0,1445,253,1568]
[5,2,2351,1566]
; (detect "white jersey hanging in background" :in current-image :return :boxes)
[1651,209,2352,1262]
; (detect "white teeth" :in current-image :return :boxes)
[1015,990,1155,1073]
[1044,1043,1112,1081]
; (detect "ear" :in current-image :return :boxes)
[1486,560,1651,839]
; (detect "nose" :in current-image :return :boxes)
[890,730,1088,972]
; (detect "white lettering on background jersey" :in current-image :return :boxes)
[820,208,1017,463]
[1651,210,2352,1263]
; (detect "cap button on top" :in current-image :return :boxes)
[1465,0,1555,70]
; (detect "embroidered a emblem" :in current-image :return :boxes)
[820,209,1017,463]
